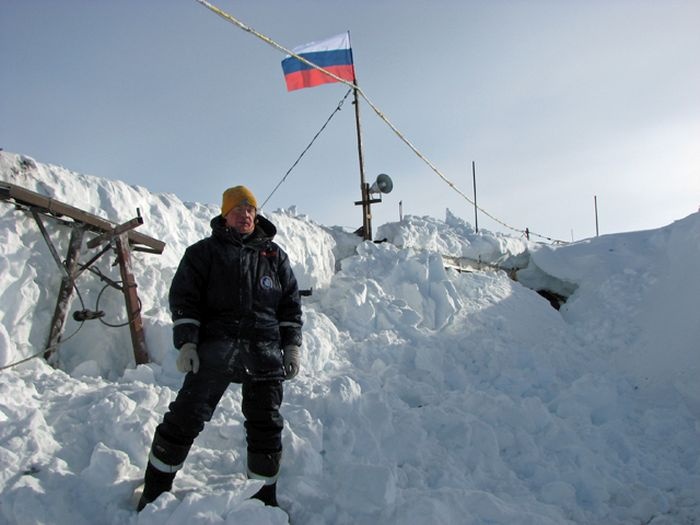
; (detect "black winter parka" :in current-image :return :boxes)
[169,215,303,382]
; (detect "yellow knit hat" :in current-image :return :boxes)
[221,186,258,216]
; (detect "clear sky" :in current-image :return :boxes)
[2,0,698,242]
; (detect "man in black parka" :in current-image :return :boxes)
[137,185,303,511]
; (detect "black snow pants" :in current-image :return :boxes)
[151,365,284,481]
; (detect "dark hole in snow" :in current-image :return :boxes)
[536,289,568,310]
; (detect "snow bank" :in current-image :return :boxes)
[524,213,700,417]
[378,209,531,269]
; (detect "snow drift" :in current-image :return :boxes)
[0,151,698,525]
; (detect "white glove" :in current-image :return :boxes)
[283,345,300,380]
[176,342,200,374]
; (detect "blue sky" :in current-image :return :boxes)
[2,0,698,241]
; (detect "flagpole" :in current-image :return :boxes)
[348,31,371,241]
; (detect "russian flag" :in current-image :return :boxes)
[281,32,355,91]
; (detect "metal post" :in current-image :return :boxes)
[472,161,478,232]
[594,195,599,237]
[45,224,85,364]
[115,233,149,364]
[399,200,403,221]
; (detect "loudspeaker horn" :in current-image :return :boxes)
[369,173,393,194]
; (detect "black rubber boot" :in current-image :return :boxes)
[137,463,176,511]
[248,450,282,507]
[136,429,192,512]
[251,482,278,507]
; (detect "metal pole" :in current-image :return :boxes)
[594,195,599,237]
[472,161,478,232]
[399,200,403,221]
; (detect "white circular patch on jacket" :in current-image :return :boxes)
[260,276,273,289]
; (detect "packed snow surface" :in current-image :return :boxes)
[0,151,698,524]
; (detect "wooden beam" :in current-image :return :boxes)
[0,181,164,254]
[86,216,144,249]
[31,210,69,276]
[45,225,85,364]
[115,233,149,365]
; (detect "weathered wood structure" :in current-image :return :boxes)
[0,181,165,367]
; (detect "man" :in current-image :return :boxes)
[137,185,303,511]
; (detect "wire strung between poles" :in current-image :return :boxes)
[261,88,352,210]
[194,0,566,244]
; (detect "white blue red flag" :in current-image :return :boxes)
[281,32,355,91]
